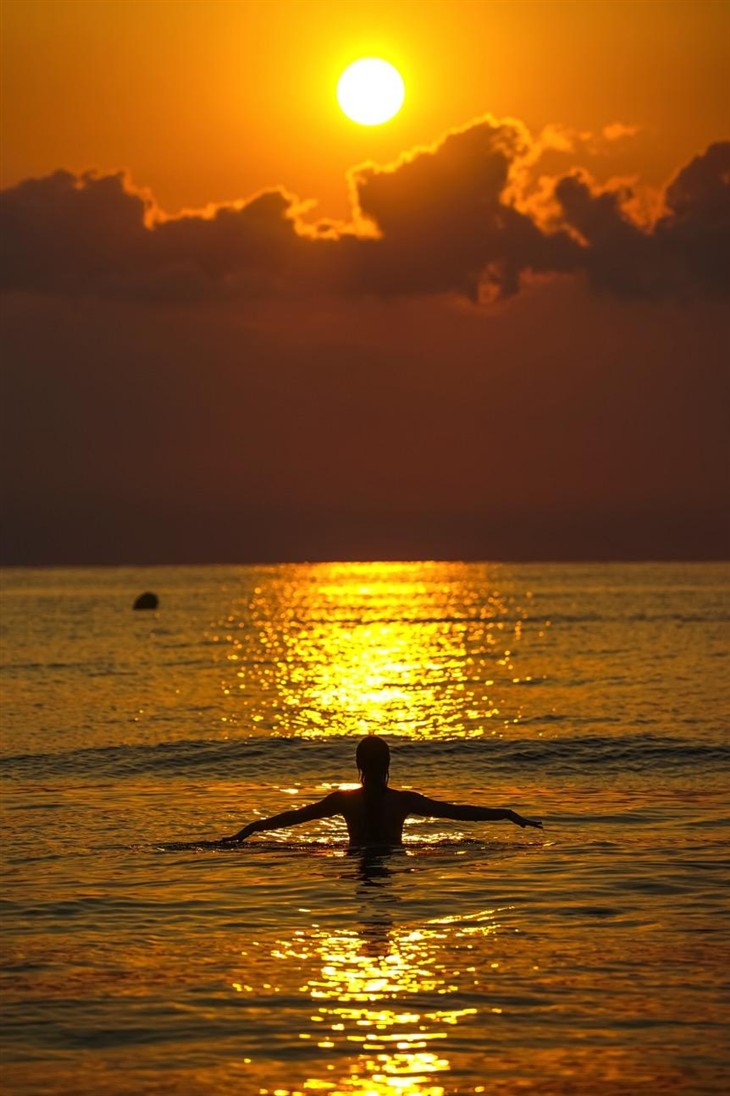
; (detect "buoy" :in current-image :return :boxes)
[133,592,158,610]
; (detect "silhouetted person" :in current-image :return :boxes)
[223,735,542,848]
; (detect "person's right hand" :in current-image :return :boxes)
[221,823,255,844]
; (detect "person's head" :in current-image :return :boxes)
[356,735,390,787]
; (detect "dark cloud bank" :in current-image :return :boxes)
[2,116,729,303]
[1,116,729,564]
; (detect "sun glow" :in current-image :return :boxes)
[337,58,405,125]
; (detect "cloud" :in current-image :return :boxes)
[0,168,310,301]
[1,118,728,304]
[0,169,150,294]
[553,172,662,296]
[657,142,730,294]
[345,117,581,300]
[553,142,730,297]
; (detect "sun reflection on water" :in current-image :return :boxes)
[214,563,534,739]
[239,854,505,1096]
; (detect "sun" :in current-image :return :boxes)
[337,58,405,126]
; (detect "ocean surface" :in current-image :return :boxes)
[1,562,729,1095]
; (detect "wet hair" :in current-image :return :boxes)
[356,735,390,787]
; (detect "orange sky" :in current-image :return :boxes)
[3,0,728,217]
[1,0,728,564]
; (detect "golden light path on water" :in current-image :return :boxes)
[215,562,539,740]
[237,895,506,1096]
[212,564,537,1094]
[216,564,535,1093]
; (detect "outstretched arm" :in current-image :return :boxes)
[405,792,542,830]
[222,792,343,843]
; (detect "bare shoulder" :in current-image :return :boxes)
[390,788,430,813]
[300,789,347,819]
[332,787,359,812]
[394,789,448,817]
[322,789,348,809]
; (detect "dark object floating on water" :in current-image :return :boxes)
[133,592,158,611]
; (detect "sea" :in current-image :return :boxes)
[1,561,729,1096]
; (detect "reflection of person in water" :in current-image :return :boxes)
[349,853,396,959]
[223,735,542,848]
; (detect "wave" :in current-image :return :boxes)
[2,732,728,781]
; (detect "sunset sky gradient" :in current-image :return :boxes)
[1,0,728,563]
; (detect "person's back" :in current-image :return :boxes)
[336,785,413,846]
[221,734,542,849]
